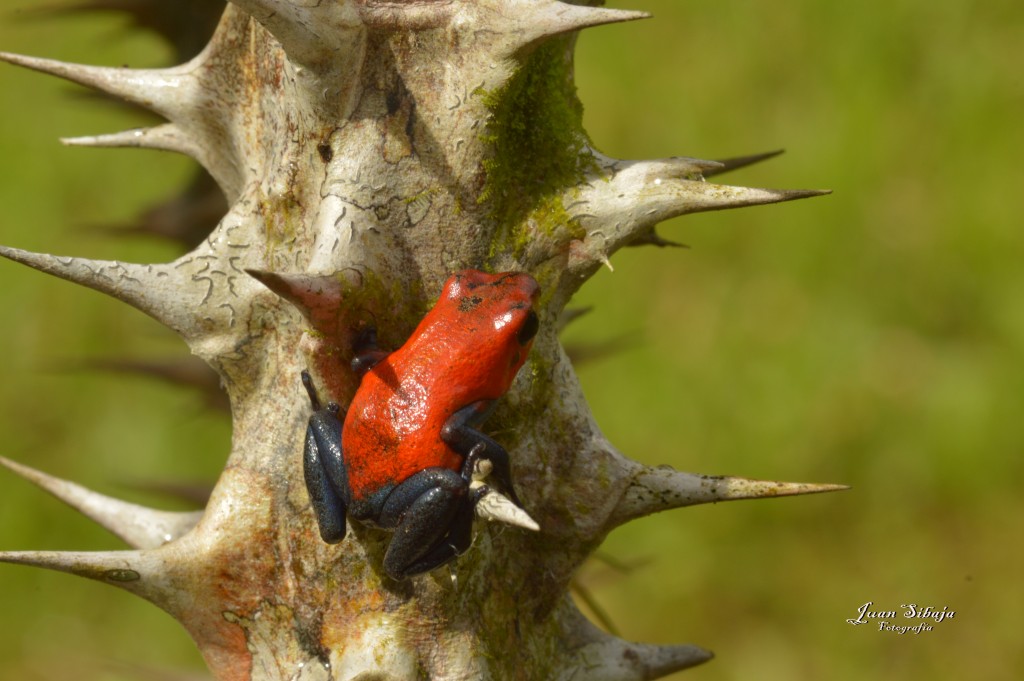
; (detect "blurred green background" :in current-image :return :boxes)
[0,1,1021,679]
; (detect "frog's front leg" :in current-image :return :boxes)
[377,468,485,579]
[301,370,349,544]
[441,402,523,508]
[351,326,390,376]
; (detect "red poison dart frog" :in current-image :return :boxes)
[301,270,540,579]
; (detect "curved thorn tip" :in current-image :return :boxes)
[0,245,197,340]
[612,465,849,526]
[0,51,187,118]
[474,486,540,531]
[0,548,150,591]
[0,455,202,549]
[562,606,714,680]
[704,149,786,178]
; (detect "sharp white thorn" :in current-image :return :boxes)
[474,1,650,59]
[0,51,191,120]
[60,125,186,151]
[0,456,202,549]
[705,149,786,177]
[0,51,247,198]
[533,2,651,38]
[612,463,849,526]
[560,605,713,680]
[572,156,830,268]
[0,245,198,341]
[60,124,240,199]
[246,268,369,339]
[472,484,540,531]
[0,549,150,589]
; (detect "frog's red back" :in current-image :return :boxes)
[342,271,539,500]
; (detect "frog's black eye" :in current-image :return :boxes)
[517,310,539,346]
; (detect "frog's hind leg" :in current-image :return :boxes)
[301,370,349,543]
[378,469,484,579]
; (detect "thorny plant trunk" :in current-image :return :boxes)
[0,2,840,680]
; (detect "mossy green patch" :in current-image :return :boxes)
[345,268,428,342]
[259,191,304,264]
[477,38,598,261]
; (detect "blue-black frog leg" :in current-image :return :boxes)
[350,327,390,377]
[301,370,349,544]
[376,467,488,580]
[391,486,490,579]
[441,402,523,508]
